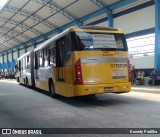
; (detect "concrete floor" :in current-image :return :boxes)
[0,80,160,137]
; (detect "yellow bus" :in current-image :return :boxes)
[15,26,131,97]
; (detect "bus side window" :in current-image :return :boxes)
[37,51,40,68]
[35,52,38,69]
[56,38,64,67]
[23,58,26,70]
[25,56,27,69]
[44,47,49,67]
[38,49,43,68]
[21,59,23,71]
[19,60,21,71]
[63,34,72,65]
[49,47,56,66]
[27,56,30,69]
[56,34,72,67]
[42,48,45,67]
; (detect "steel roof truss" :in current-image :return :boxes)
[90,0,105,9]
[5,6,57,29]
[0,26,31,40]
[0,0,136,55]
[0,34,22,45]
[32,0,77,21]
[1,0,31,30]
[0,0,53,46]
[0,17,42,35]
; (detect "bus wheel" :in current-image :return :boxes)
[49,81,57,98]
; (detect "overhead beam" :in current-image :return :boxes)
[90,0,105,9]
[0,17,42,35]
[90,0,113,27]
[0,0,65,47]
[32,0,78,21]
[0,0,53,43]
[109,0,135,10]
[0,26,31,40]
[4,6,58,29]
[0,0,31,30]
[0,0,79,50]
[0,32,22,44]
[46,0,135,35]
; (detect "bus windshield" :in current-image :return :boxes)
[75,31,127,51]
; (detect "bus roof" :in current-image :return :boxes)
[75,26,119,31]
[34,28,70,52]
[17,26,124,61]
[70,26,123,33]
[34,25,123,52]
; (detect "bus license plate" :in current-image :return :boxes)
[112,70,125,79]
[104,87,114,92]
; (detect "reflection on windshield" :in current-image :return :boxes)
[76,32,126,50]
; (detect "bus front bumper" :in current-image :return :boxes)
[74,82,131,96]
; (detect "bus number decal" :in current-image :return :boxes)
[110,64,127,68]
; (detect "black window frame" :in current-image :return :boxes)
[56,33,72,67]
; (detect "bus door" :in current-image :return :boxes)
[34,51,38,81]
[35,50,44,80]
[56,39,64,81]
[30,51,35,87]
[56,34,72,82]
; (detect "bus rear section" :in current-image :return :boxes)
[73,51,131,96]
[71,27,131,96]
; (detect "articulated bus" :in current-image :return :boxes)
[15,26,131,97]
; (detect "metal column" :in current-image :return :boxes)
[154,0,160,74]
[33,42,36,49]
[25,46,27,53]
[17,47,20,58]
[43,36,47,42]
[2,54,4,72]
[6,51,9,71]
[11,49,14,71]
[108,10,113,27]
